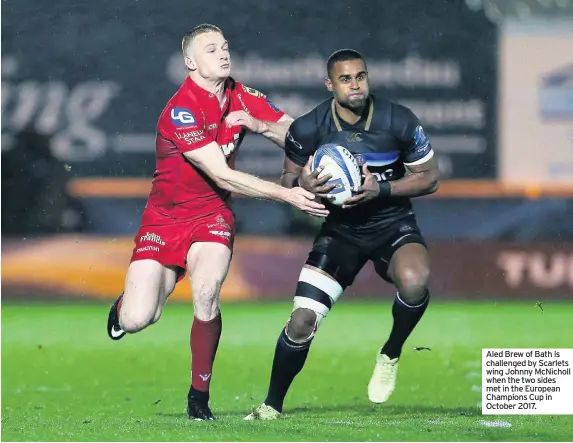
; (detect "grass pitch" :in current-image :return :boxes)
[2,300,572,441]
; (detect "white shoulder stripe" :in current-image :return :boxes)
[404,149,434,166]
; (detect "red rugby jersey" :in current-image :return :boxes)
[149,76,285,219]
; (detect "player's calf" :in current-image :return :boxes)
[262,265,344,413]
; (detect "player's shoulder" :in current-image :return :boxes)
[157,83,202,133]
[290,98,331,134]
[233,78,266,99]
[387,99,419,126]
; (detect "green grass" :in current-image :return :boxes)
[2,300,573,441]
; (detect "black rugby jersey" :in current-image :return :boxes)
[285,96,433,230]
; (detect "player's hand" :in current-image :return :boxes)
[299,156,336,198]
[342,164,380,209]
[284,187,330,217]
[225,110,265,133]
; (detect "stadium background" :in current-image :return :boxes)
[2,0,572,302]
[2,1,573,441]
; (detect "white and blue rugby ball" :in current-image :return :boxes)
[311,144,362,206]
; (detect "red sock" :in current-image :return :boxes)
[190,314,222,393]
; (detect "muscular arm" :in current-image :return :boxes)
[389,155,440,197]
[391,104,440,198]
[184,142,289,201]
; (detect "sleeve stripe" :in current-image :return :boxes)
[404,149,434,166]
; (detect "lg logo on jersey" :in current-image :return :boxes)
[170,107,197,127]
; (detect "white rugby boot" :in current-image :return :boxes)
[368,351,399,403]
[244,403,281,420]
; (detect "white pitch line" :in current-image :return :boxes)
[480,420,512,428]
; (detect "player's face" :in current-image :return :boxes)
[188,32,231,80]
[326,59,369,110]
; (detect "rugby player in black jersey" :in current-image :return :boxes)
[245,49,440,420]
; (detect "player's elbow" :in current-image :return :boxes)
[423,170,440,195]
[210,168,235,192]
[426,177,439,195]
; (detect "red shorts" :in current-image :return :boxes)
[130,205,235,281]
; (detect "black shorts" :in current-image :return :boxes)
[306,214,427,287]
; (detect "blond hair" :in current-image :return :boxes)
[181,23,223,56]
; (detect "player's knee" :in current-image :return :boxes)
[151,307,163,325]
[191,275,223,321]
[287,308,318,342]
[119,307,154,333]
[394,266,429,304]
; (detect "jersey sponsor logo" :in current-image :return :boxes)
[207,123,218,130]
[265,96,280,112]
[346,132,364,143]
[370,168,395,182]
[413,125,430,150]
[135,245,160,254]
[242,85,264,98]
[139,232,165,246]
[170,107,197,127]
[286,131,303,150]
[175,130,206,145]
[209,230,231,239]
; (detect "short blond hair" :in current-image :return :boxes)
[181,23,223,56]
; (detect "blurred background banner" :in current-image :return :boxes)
[2,236,571,300]
[499,19,573,183]
[2,0,572,302]
[1,0,497,181]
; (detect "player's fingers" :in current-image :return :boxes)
[298,188,320,202]
[308,169,322,179]
[306,207,330,217]
[304,199,327,210]
[341,194,365,208]
[314,173,332,185]
[362,164,371,175]
[315,183,336,194]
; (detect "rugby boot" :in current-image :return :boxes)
[107,293,126,341]
[244,403,281,420]
[367,351,399,403]
[187,391,216,421]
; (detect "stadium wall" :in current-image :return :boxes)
[2,236,571,301]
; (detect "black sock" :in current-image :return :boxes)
[264,328,312,413]
[381,289,430,359]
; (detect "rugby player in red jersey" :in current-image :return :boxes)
[105,24,328,420]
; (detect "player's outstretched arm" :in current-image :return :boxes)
[225,112,293,149]
[184,143,329,217]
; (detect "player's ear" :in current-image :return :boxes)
[184,56,197,71]
[325,77,333,92]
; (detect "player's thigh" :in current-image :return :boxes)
[288,229,367,340]
[387,242,430,289]
[122,259,178,328]
[371,216,429,285]
[186,241,232,319]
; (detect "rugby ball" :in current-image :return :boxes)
[311,144,362,206]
